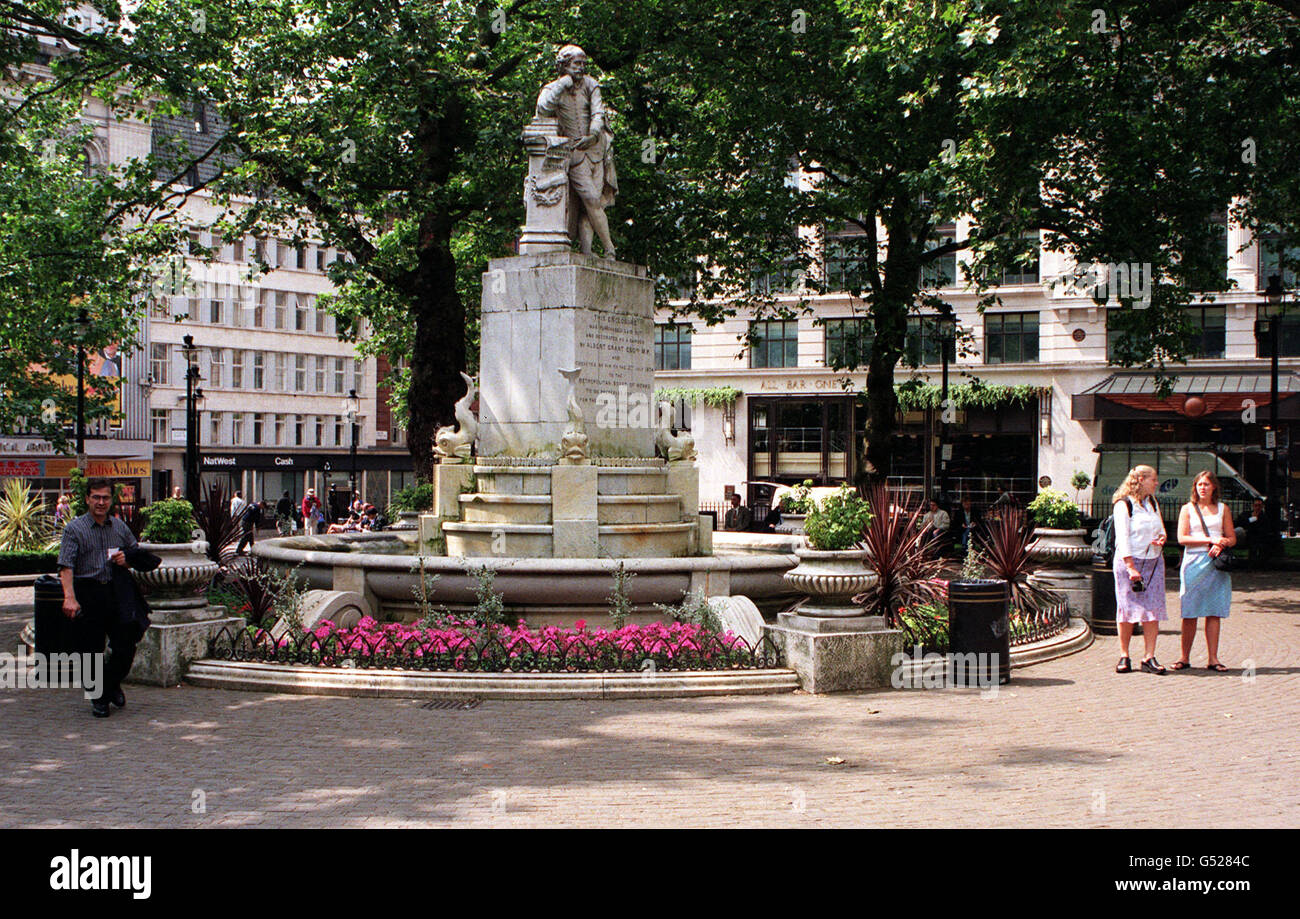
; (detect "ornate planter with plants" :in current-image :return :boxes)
[1025,488,1091,569]
[389,483,434,530]
[135,498,219,613]
[783,485,877,617]
[774,479,815,535]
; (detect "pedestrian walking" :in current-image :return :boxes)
[236,500,263,555]
[302,488,322,536]
[1112,464,1169,674]
[56,477,160,718]
[230,490,247,520]
[54,494,72,525]
[275,491,295,535]
[1173,471,1236,672]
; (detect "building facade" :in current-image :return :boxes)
[655,214,1300,515]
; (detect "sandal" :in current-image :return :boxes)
[1116,656,1132,673]
[1140,657,1167,675]
[1169,660,1190,670]
[1205,662,1229,672]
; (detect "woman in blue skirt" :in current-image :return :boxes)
[1174,470,1236,671]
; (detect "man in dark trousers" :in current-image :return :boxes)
[236,499,263,555]
[58,478,158,718]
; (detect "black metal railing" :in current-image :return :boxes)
[1009,595,1071,647]
[206,626,786,673]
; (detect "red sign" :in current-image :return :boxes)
[0,460,43,477]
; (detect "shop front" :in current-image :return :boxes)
[0,439,152,516]
[199,450,414,520]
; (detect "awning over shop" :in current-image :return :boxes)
[1072,371,1300,421]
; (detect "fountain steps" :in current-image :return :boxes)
[472,465,670,497]
[459,493,682,525]
[442,520,697,558]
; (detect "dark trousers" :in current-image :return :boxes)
[76,580,140,701]
[236,525,255,554]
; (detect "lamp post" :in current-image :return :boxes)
[345,388,360,503]
[74,304,89,466]
[1255,274,1286,533]
[935,313,957,504]
[181,334,201,504]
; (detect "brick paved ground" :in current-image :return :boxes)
[1,572,1296,828]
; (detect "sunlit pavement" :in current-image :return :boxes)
[1,573,1296,828]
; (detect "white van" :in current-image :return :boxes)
[1092,445,1263,525]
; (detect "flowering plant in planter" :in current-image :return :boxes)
[803,484,872,551]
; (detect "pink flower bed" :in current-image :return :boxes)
[266,616,754,669]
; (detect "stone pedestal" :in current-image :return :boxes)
[518,116,573,254]
[768,613,904,694]
[552,464,598,557]
[128,607,243,687]
[1028,570,1092,621]
[478,252,655,458]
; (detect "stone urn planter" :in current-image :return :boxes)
[1026,528,1092,621]
[775,513,807,536]
[782,546,879,618]
[391,511,421,531]
[132,541,220,614]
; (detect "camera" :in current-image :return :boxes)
[1131,577,1145,593]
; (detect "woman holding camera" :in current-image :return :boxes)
[1113,465,1169,674]
[1173,471,1235,671]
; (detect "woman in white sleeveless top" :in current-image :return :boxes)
[1174,470,1235,671]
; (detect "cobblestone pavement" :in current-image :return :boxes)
[1,572,1296,828]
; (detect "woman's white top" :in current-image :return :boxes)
[1115,496,1165,560]
[1185,502,1223,554]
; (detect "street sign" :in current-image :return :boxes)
[1265,430,1277,449]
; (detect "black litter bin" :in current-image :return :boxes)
[33,574,103,660]
[1091,557,1118,635]
[948,578,1011,685]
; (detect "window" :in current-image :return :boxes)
[208,299,223,324]
[316,249,327,273]
[984,312,1040,364]
[296,245,307,271]
[151,409,169,444]
[274,291,287,330]
[823,231,872,293]
[209,348,224,387]
[314,356,326,392]
[150,344,169,384]
[978,232,1040,286]
[232,413,244,444]
[314,301,326,333]
[333,357,345,394]
[274,414,285,446]
[231,296,245,328]
[750,260,801,296]
[194,101,208,134]
[1257,304,1300,358]
[655,323,692,370]
[750,320,799,368]
[824,318,874,369]
[231,238,245,262]
[231,350,244,389]
[314,415,324,446]
[1186,306,1226,359]
[294,355,307,390]
[210,413,222,445]
[351,358,363,394]
[252,351,265,390]
[904,316,953,367]
[252,291,265,328]
[253,237,267,266]
[272,353,285,390]
[294,415,304,446]
[919,225,957,289]
[187,228,203,254]
[334,416,345,446]
[210,232,224,259]
[252,413,263,445]
[1259,238,1300,290]
[187,296,200,321]
[295,297,307,331]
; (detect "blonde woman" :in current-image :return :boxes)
[1112,465,1168,674]
[1174,471,1235,671]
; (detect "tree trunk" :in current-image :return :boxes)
[861,346,899,484]
[406,236,467,478]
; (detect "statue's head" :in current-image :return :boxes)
[555,44,588,75]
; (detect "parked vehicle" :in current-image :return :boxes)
[1091,444,1262,527]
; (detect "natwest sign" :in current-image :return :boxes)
[201,453,328,471]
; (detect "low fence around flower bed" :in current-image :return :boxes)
[895,593,1072,654]
[206,619,785,674]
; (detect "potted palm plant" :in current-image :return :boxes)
[136,498,219,611]
[782,484,877,617]
[853,484,946,629]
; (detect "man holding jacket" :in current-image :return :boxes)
[58,478,159,718]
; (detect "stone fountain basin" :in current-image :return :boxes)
[252,531,800,627]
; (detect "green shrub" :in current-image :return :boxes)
[778,479,816,514]
[607,561,635,629]
[140,498,197,543]
[1026,488,1081,530]
[0,479,54,551]
[389,482,434,516]
[0,550,59,575]
[803,484,872,551]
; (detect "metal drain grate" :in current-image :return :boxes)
[419,699,482,710]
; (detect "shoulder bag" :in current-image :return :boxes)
[1192,503,1236,572]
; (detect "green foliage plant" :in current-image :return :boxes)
[0,479,54,551]
[389,483,434,517]
[803,484,872,551]
[655,590,720,634]
[653,386,742,408]
[1070,470,1091,502]
[411,555,446,629]
[1026,488,1081,530]
[779,479,816,514]
[959,539,988,582]
[140,498,197,543]
[607,561,635,629]
[471,566,505,627]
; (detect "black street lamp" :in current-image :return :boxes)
[345,388,360,502]
[1254,274,1287,531]
[74,303,89,465]
[181,334,202,504]
[935,313,957,504]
